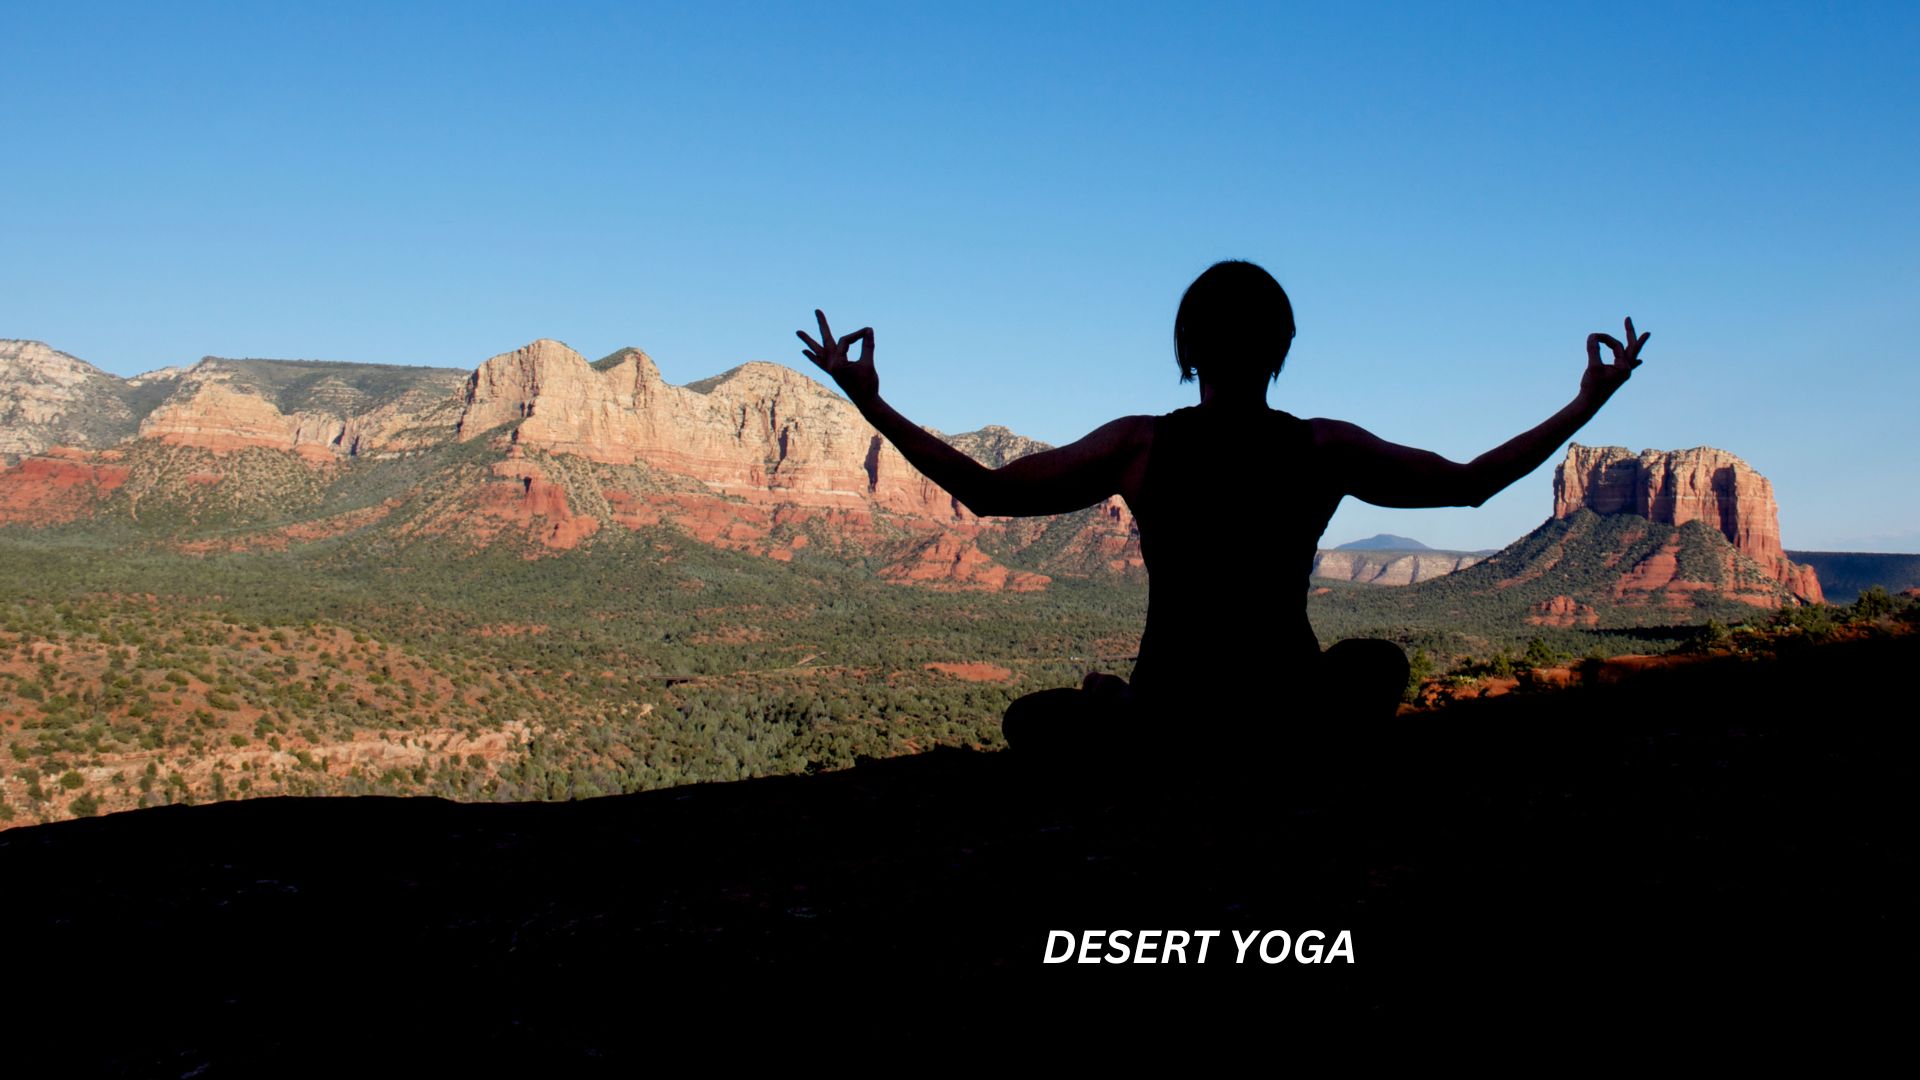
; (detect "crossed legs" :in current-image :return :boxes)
[1001,638,1411,760]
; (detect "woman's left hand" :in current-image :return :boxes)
[797,310,878,405]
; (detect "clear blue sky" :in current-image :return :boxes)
[4,2,1915,551]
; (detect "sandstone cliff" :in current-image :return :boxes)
[2,337,1054,537]
[456,340,962,520]
[442,341,1126,586]
[1311,549,1484,585]
[0,340,176,455]
[138,358,468,460]
[1554,443,1822,602]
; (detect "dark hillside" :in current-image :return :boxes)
[2,630,1912,1063]
[1787,550,1920,603]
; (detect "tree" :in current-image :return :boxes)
[1523,638,1558,670]
[1402,648,1433,704]
[1852,586,1893,622]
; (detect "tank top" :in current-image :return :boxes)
[1126,405,1342,709]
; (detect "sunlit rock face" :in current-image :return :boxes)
[1554,444,1822,602]
[458,340,961,519]
[0,340,163,456]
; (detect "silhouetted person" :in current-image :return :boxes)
[799,261,1648,764]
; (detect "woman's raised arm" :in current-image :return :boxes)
[798,310,1147,517]
[1318,318,1651,509]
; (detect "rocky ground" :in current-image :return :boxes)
[3,631,1912,1069]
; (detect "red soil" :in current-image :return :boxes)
[0,453,130,525]
[923,662,1015,683]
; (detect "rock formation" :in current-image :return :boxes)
[1554,444,1822,602]
[0,336,1102,588]
[1527,594,1600,627]
[935,425,1051,468]
[1311,549,1483,585]
[877,529,1050,592]
[456,340,962,520]
[138,358,468,460]
[140,372,362,461]
[0,340,173,455]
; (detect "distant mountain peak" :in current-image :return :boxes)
[0,338,112,379]
[1336,533,1431,552]
[940,426,1052,468]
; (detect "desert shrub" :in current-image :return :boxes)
[1770,602,1838,640]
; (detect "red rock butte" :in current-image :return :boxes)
[1553,444,1822,603]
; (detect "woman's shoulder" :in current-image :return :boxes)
[1273,408,1314,434]
[1149,406,1195,439]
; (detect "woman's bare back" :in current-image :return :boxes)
[1126,404,1339,706]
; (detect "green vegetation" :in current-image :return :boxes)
[590,348,644,373]
[0,527,1145,821]
[208,358,468,417]
[1853,585,1895,620]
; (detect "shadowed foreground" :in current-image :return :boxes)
[4,634,1914,1066]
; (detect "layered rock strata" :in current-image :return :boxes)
[456,340,961,520]
[1312,549,1483,585]
[1554,444,1822,602]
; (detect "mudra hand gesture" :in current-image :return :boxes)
[1583,316,1651,399]
[797,310,877,405]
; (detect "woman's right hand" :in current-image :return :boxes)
[797,309,878,405]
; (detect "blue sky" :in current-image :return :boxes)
[4,2,1916,551]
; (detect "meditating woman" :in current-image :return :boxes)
[798,260,1648,757]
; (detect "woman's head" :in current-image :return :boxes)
[1174,260,1295,387]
